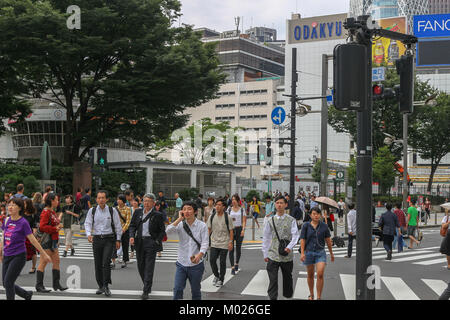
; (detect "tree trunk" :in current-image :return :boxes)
[427,161,438,193]
[63,99,74,167]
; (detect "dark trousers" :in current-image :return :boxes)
[136,238,158,294]
[439,282,450,300]
[229,226,243,266]
[347,235,356,257]
[266,259,293,300]
[383,234,395,253]
[210,247,228,281]
[121,230,130,262]
[93,236,115,288]
[2,252,28,300]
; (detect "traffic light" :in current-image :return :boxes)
[372,84,384,100]
[266,140,272,165]
[333,43,368,111]
[97,148,107,166]
[395,55,414,113]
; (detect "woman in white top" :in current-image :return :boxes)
[227,194,247,275]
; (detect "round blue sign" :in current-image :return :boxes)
[271,107,286,125]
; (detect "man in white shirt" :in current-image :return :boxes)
[166,201,209,300]
[345,203,357,258]
[85,191,122,297]
[262,196,299,300]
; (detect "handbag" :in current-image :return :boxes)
[440,216,449,237]
[35,210,53,245]
[271,217,290,256]
[440,230,450,255]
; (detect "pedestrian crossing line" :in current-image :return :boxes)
[381,277,420,300]
[0,294,133,300]
[371,250,433,260]
[0,286,172,298]
[422,279,448,296]
[391,253,443,263]
[340,274,355,300]
[414,258,448,265]
[201,269,234,293]
[293,278,316,300]
[241,270,268,296]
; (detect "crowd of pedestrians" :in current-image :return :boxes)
[0,183,448,300]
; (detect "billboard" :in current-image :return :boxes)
[372,17,407,66]
[287,13,347,44]
[414,13,450,38]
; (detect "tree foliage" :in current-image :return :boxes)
[372,146,397,195]
[0,0,225,165]
[409,91,450,192]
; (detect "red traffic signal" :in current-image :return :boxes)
[373,84,383,98]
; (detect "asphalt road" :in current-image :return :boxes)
[0,220,448,300]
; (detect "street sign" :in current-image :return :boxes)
[326,89,334,106]
[336,170,345,181]
[271,106,286,125]
[372,67,386,82]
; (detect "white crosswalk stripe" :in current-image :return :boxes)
[243,243,447,266]
[57,237,179,263]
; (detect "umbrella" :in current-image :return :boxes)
[314,197,339,209]
[440,202,450,210]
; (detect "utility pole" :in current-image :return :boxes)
[289,47,297,211]
[320,54,329,197]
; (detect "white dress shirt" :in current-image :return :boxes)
[262,212,300,259]
[84,205,122,241]
[142,208,154,237]
[166,219,209,267]
[347,209,357,235]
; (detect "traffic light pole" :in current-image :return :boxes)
[402,113,408,210]
[320,54,328,197]
[289,47,297,211]
[354,20,375,300]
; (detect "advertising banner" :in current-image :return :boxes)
[372,17,407,66]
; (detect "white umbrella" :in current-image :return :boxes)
[315,197,339,209]
[440,202,450,210]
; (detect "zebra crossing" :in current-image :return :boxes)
[242,243,448,266]
[58,237,179,263]
[199,268,447,300]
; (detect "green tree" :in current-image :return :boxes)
[153,118,245,164]
[328,67,437,160]
[409,92,450,192]
[0,0,225,165]
[311,159,322,183]
[245,190,261,202]
[373,146,397,195]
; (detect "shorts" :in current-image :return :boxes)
[407,226,417,237]
[64,228,73,246]
[253,212,259,219]
[42,239,59,252]
[303,250,327,266]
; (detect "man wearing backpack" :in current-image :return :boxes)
[10,184,28,200]
[207,198,234,287]
[84,191,122,297]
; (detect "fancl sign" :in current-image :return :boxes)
[414,14,450,38]
[288,13,347,44]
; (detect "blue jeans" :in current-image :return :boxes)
[392,229,407,251]
[173,261,205,300]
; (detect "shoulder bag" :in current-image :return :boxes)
[35,210,53,245]
[440,216,449,237]
[271,217,290,256]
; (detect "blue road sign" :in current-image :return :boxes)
[271,106,286,125]
[372,67,386,82]
[414,14,450,38]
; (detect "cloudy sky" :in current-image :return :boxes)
[178,0,350,40]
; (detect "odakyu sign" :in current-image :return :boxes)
[414,13,450,38]
[288,13,347,44]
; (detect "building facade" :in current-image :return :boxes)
[428,0,450,14]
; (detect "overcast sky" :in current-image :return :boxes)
[178,0,350,40]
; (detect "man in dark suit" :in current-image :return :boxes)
[379,203,401,261]
[129,193,166,300]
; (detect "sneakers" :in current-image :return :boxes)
[215,280,223,287]
[387,251,392,260]
[234,265,239,274]
[212,277,219,285]
[121,261,127,268]
[231,268,235,275]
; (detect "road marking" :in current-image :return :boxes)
[381,276,419,300]
[293,278,316,300]
[371,250,432,260]
[340,274,355,300]
[392,253,443,262]
[414,258,448,265]
[0,286,173,297]
[0,294,133,300]
[241,270,268,296]
[421,279,448,296]
[201,269,233,292]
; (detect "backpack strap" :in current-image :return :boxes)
[109,206,116,239]
[117,207,127,223]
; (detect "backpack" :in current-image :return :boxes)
[210,209,231,233]
[332,236,345,248]
[91,206,116,239]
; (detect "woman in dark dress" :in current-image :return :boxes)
[23,199,39,274]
